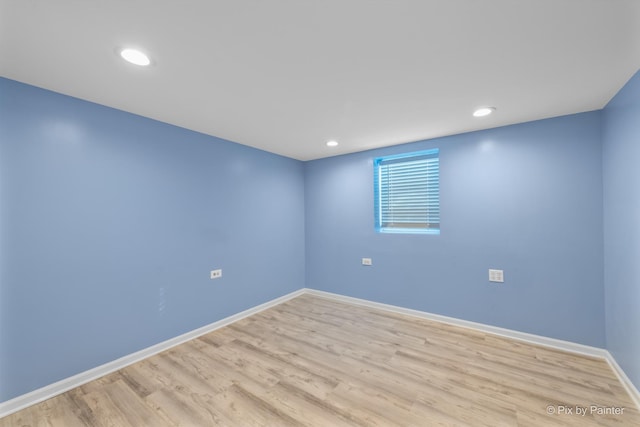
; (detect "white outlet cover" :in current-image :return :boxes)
[489,269,504,283]
[362,258,372,266]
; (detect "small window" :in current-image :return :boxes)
[374,149,440,234]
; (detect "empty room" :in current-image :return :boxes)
[1,1,639,426]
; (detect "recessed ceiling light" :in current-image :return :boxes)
[473,107,496,117]
[326,140,339,147]
[120,48,151,66]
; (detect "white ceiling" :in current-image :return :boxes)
[1,0,639,161]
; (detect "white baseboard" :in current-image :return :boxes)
[2,287,639,417]
[604,351,640,410]
[0,288,306,419]
[303,288,640,410]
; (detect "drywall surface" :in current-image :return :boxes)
[305,112,605,348]
[0,78,305,401]
[603,69,640,390]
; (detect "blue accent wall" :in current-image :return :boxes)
[0,78,306,402]
[603,70,640,389]
[305,112,605,348]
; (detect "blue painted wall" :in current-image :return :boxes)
[603,70,640,389]
[4,71,640,403]
[0,78,306,402]
[305,112,605,348]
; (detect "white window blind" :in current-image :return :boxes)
[374,149,440,234]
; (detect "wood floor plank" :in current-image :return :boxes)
[81,379,170,427]
[144,387,225,426]
[207,383,304,427]
[1,294,638,426]
[262,381,360,427]
[0,394,87,427]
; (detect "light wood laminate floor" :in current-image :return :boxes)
[1,294,638,426]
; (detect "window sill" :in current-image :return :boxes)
[376,228,440,235]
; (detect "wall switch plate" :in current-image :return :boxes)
[489,269,504,283]
[210,269,222,279]
[362,258,372,266]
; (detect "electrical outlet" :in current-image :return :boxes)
[362,258,372,266]
[210,269,222,279]
[489,269,504,283]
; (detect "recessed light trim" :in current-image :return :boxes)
[326,140,339,147]
[120,48,151,66]
[473,107,496,117]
